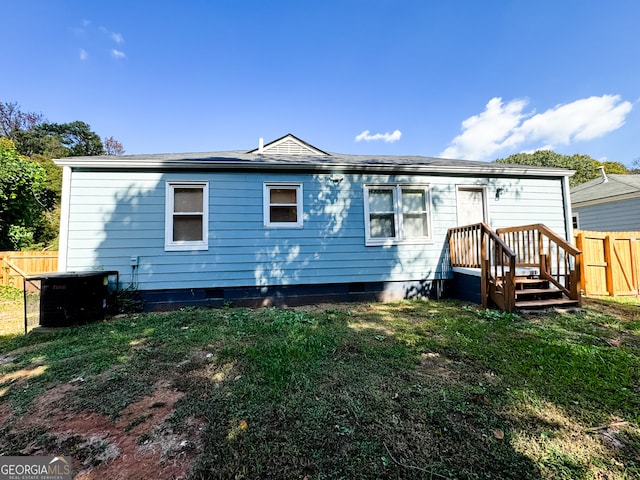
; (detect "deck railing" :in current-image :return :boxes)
[497,224,582,303]
[448,223,517,311]
[449,223,582,311]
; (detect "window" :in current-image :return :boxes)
[572,213,580,230]
[165,182,208,251]
[364,185,431,245]
[264,183,303,227]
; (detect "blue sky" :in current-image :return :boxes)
[2,0,639,164]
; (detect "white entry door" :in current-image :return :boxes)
[456,187,486,226]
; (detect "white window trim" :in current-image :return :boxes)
[363,184,433,246]
[572,212,580,230]
[263,183,304,228]
[165,181,209,251]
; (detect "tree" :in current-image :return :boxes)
[0,101,44,141]
[16,121,105,157]
[104,136,125,155]
[0,139,49,250]
[494,150,629,187]
[626,157,640,174]
[1,100,117,249]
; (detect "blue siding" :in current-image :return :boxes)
[574,197,640,231]
[64,171,567,291]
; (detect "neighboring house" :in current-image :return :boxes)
[571,169,640,231]
[54,134,575,310]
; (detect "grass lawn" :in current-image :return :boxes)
[0,298,639,479]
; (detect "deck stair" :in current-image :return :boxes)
[512,276,580,310]
[449,223,583,313]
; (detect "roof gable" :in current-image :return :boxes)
[248,133,330,156]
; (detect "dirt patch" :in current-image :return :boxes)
[5,380,204,479]
[584,297,640,322]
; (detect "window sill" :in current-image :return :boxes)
[264,223,304,229]
[165,243,209,251]
[365,238,434,247]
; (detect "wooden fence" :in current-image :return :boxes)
[574,231,640,297]
[1,251,59,288]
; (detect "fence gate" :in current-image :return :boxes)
[574,231,640,297]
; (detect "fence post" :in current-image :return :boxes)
[603,235,614,296]
[630,237,639,295]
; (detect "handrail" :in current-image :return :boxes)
[449,222,582,312]
[498,224,581,256]
[497,224,582,303]
[449,223,517,311]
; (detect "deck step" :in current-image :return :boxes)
[515,278,549,287]
[515,278,547,284]
[515,298,580,310]
[515,288,563,297]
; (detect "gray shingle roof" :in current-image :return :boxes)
[55,149,574,178]
[571,174,640,204]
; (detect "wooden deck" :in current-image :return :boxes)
[449,223,582,312]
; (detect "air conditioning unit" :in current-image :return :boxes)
[29,271,119,327]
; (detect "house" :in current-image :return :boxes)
[571,168,640,231]
[54,134,576,310]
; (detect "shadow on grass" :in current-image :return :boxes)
[1,300,638,478]
[177,304,543,480]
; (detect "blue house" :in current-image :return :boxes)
[55,134,578,310]
[571,169,640,232]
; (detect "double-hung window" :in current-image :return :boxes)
[364,184,431,245]
[263,183,303,227]
[165,181,208,251]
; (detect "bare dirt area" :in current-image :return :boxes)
[4,380,204,479]
[584,297,640,322]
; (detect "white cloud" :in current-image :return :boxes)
[74,22,126,61]
[99,26,124,44]
[441,95,632,160]
[111,49,126,59]
[355,129,402,143]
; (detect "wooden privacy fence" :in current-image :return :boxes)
[574,231,640,297]
[1,251,59,288]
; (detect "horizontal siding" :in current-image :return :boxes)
[574,198,640,231]
[64,171,566,291]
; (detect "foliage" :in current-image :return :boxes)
[495,150,629,187]
[0,300,638,479]
[15,121,105,157]
[1,100,126,248]
[0,286,22,303]
[0,101,44,141]
[103,136,125,155]
[0,139,49,250]
[108,286,144,314]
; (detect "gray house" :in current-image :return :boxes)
[571,169,640,231]
[55,134,576,310]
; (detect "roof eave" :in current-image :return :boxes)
[53,158,574,178]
